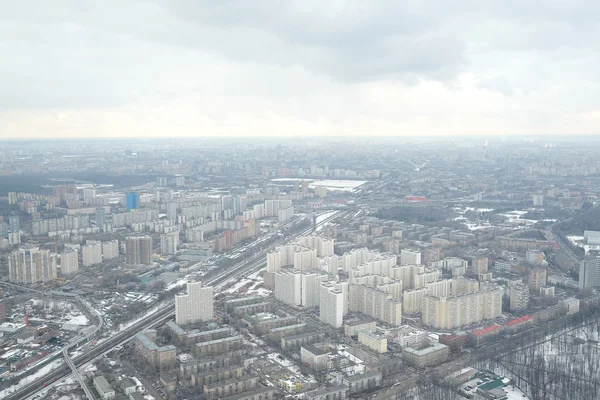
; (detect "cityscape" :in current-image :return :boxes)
[3,1,600,399]
[0,137,599,400]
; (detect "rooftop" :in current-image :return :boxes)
[402,342,449,356]
[471,324,502,337]
[506,315,533,326]
[302,344,328,356]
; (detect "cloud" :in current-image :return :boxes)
[0,0,599,136]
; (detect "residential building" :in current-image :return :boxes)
[579,255,600,290]
[301,345,329,371]
[82,240,103,267]
[344,319,376,337]
[102,240,119,260]
[402,343,450,368]
[175,281,214,325]
[134,329,176,368]
[319,282,345,328]
[529,268,547,291]
[343,371,382,394]
[161,232,179,255]
[400,249,421,266]
[509,283,530,312]
[8,247,57,284]
[125,236,153,265]
[60,249,79,274]
[93,376,116,400]
[421,285,503,330]
[358,330,387,353]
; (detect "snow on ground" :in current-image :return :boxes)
[504,384,529,399]
[0,359,64,397]
[165,278,188,291]
[64,315,89,325]
[224,278,252,293]
[117,300,170,331]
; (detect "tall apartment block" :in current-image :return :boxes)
[126,236,153,265]
[60,249,79,274]
[161,233,180,255]
[400,249,421,266]
[8,248,57,284]
[175,281,214,325]
[319,282,346,328]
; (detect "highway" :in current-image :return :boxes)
[6,210,344,400]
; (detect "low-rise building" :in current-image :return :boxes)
[300,345,329,371]
[93,376,116,400]
[469,325,502,347]
[307,385,349,400]
[344,319,376,337]
[343,371,383,394]
[134,329,176,368]
[402,343,449,368]
[195,335,244,356]
[358,330,388,353]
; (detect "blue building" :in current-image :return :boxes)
[126,192,139,211]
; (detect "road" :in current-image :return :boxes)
[7,210,344,400]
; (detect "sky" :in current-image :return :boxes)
[1,1,600,139]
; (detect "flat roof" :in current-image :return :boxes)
[345,319,375,326]
[93,376,113,394]
[302,344,328,356]
[506,315,533,326]
[471,324,502,337]
[402,342,449,356]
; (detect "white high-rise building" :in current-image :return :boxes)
[509,283,530,312]
[83,188,96,203]
[400,249,422,266]
[319,282,345,328]
[579,255,600,290]
[8,248,57,284]
[160,233,179,255]
[274,270,302,306]
[82,241,103,267]
[60,249,79,274]
[301,271,328,307]
[102,240,119,260]
[422,285,503,329]
[175,281,214,325]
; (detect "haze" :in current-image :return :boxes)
[1,1,600,138]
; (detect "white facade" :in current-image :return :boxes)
[319,282,345,328]
[400,249,421,266]
[175,281,214,325]
[60,249,79,274]
[274,270,302,306]
[301,271,328,307]
[160,233,179,255]
[8,248,57,284]
[82,241,103,267]
[102,240,119,260]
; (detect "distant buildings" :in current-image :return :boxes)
[402,343,449,368]
[161,233,179,255]
[421,285,503,330]
[509,283,530,312]
[400,249,421,266]
[82,241,103,267]
[175,281,214,325]
[8,248,57,284]
[579,255,600,290]
[126,192,139,211]
[358,330,387,353]
[125,236,152,265]
[60,249,79,274]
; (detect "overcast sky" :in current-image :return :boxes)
[1,1,599,138]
